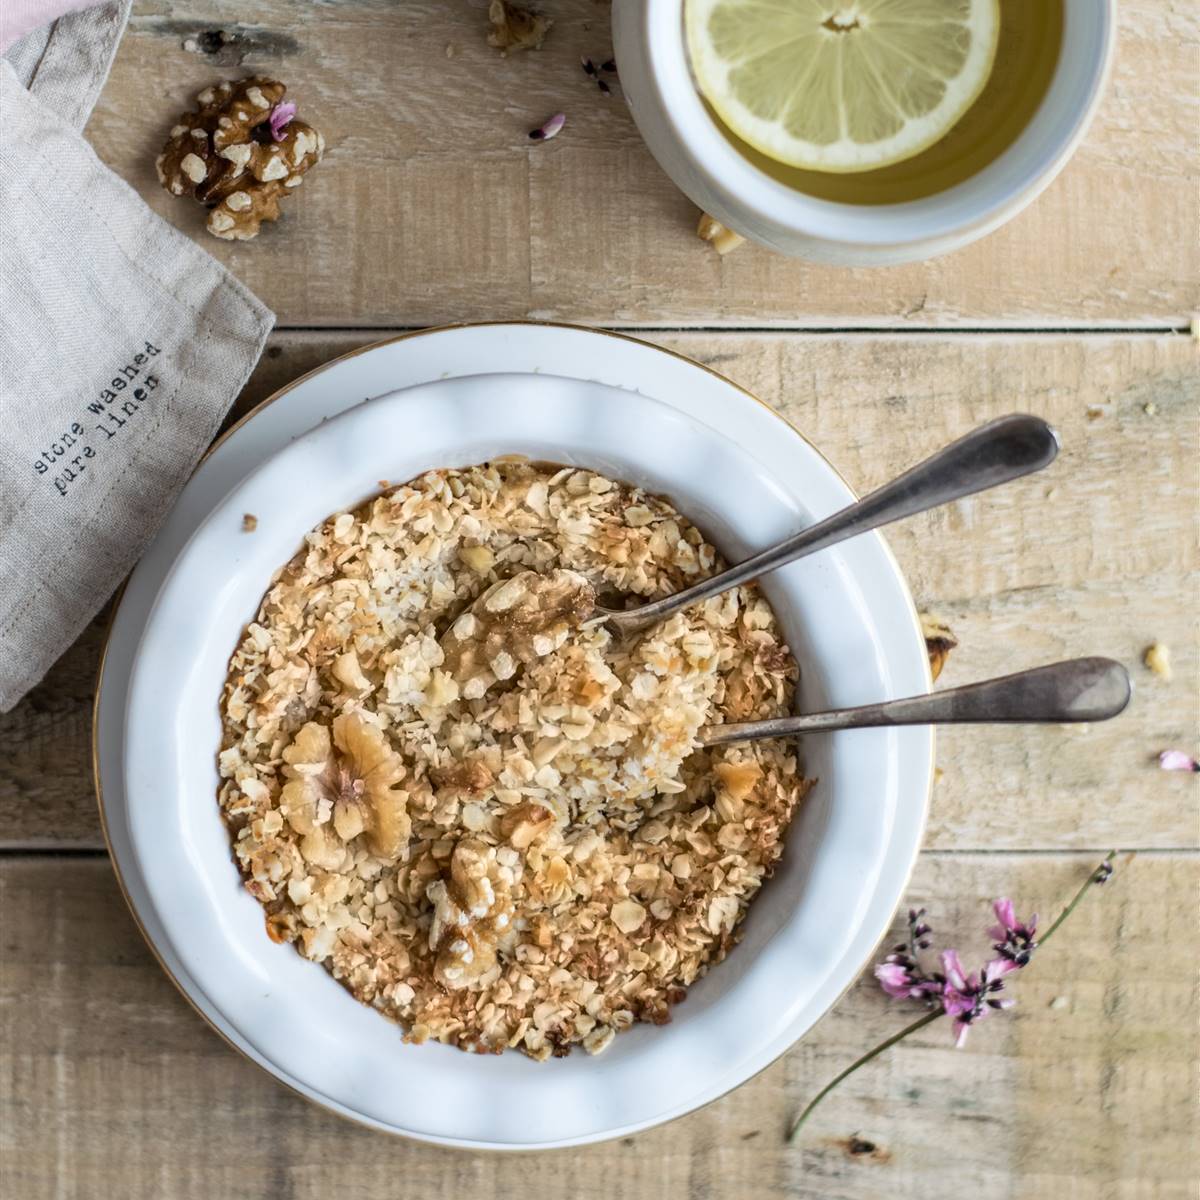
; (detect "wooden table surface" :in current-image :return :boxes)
[3,3,1197,1197]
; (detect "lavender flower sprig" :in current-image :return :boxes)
[786,851,1119,1142]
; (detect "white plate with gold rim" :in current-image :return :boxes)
[95,322,932,1148]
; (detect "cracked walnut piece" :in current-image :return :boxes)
[218,462,812,1060]
[440,568,595,701]
[156,78,323,240]
[427,839,516,989]
[487,0,552,51]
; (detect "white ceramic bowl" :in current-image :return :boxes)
[612,0,1115,264]
[95,325,932,1147]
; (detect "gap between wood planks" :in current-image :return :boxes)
[269,325,1194,336]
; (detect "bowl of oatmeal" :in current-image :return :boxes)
[108,342,932,1147]
[219,457,812,1059]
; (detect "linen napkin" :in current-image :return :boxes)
[0,3,275,711]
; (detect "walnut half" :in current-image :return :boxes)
[155,77,323,241]
[279,714,410,861]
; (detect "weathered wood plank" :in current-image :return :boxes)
[0,852,1193,1199]
[84,1,1199,327]
[1,331,1195,851]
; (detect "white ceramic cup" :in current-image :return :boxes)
[612,0,1116,265]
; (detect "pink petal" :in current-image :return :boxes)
[987,957,1019,978]
[952,1019,971,1048]
[529,112,565,141]
[1159,749,1199,772]
[940,949,968,991]
[992,898,1016,933]
[874,963,911,997]
[941,987,973,1020]
[269,101,297,142]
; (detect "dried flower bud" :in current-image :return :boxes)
[529,112,565,141]
[1159,749,1198,772]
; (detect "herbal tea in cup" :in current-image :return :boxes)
[687,0,1064,205]
[611,0,1113,262]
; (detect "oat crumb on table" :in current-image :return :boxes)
[1143,641,1171,680]
[697,212,747,255]
[218,462,812,1059]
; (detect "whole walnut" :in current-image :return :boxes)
[156,78,323,241]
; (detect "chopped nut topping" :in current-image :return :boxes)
[432,757,495,796]
[440,568,594,700]
[715,760,763,801]
[428,838,515,989]
[499,801,554,849]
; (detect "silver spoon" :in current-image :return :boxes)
[440,414,1060,696]
[598,413,1059,638]
[698,657,1131,748]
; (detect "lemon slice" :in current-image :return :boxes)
[686,0,1000,173]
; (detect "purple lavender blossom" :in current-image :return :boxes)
[989,897,1039,969]
[875,961,936,1000]
[939,950,1013,1047]
[874,907,941,1000]
[791,854,1119,1143]
[875,902,1021,1045]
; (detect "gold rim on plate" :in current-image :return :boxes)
[91,319,934,1146]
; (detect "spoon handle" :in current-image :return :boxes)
[609,414,1058,635]
[698,658,1131,748]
